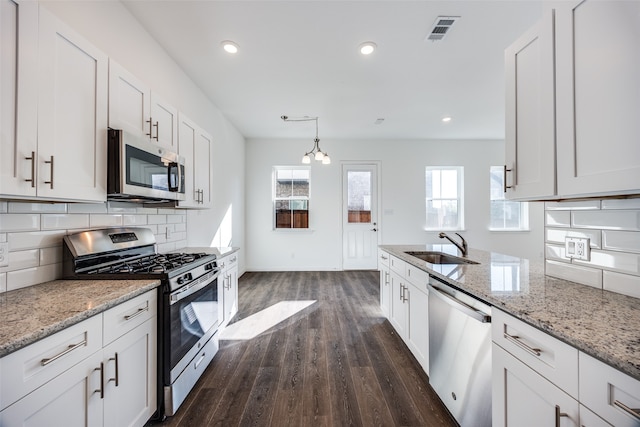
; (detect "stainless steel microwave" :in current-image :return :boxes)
[107,129,186,202]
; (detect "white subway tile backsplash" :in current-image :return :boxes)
[0,233,6,243]
[167,214,184,224]
[122,215,148,225]
[8,202,67,213]
[546,200,601,211]
[106,201,139,213]
[545,260,602,289]
[0,214,40,232]
[41,214,90,230]
[0,201,7,213]
[603,271,640,298]
[545,244,567,261]
[89,214,123,228]
[574,249,640,277]
[572,210,640,231]
[136,207,158,214]
[0,272,6,292]
[545,228,601,248]
[601,198,640,210]
[67,203,108,214]
[157,241,177,253]
[7,263,61,291]
[175,223,186,232]
[148,215,167,225]
[40,246,62,266]
[545,211,571,227]
[8,231,66,251]
[0,249,39,273]
[603,230,640,253]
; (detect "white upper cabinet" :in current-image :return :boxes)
[0,0,40,198]
[108,59,151,137]
[1,3,107,202]
[504,9,556,200]
[555,0,640,198]
[177,113,212,208]
[505,1,640,200]
[108,61,178,151]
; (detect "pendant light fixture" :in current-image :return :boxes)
[281,115,331,165]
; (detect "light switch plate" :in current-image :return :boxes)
[565,237,590,261]
[0,242,8,267]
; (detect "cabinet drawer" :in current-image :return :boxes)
[405,263,429,293]
[579,352,640,427]
[219,253,238,270]
[378,249,390,268]
[103,290,157,346]
[389,255,405,275]
[492,309,579,398]
[0,314,102,410]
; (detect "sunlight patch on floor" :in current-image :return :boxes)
[218,300,317,340]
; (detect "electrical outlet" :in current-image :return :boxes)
[565,237,590,261]
[0,242,8,267]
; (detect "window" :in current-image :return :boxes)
[489,166,529,230]
[425,166,463,230]
[273,167,310,229]
[346,170,372,223]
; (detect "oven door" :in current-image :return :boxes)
[165,269,220,383]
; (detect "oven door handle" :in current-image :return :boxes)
[170,268,221,305]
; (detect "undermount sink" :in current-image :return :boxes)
[405,251,480,265]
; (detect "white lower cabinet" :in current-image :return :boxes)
[389,270,407,338]
[219,253,239,326]
[379,265,391,318]
[0,290,157,427]
[580,405,612,427]
[492,343,580,427]
[405,282,428,374]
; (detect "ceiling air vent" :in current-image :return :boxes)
[425,16,460,42]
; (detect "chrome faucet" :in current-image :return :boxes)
[439,232,468,257]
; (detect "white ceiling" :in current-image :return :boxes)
[122,0,542,140]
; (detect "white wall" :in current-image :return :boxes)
[40,1,246,269]
[246,138,544,271]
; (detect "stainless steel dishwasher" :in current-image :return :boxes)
[428,275,492,427]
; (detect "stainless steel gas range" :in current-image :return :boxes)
[63,227,222,418]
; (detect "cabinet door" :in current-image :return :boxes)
[108,59,151,138]
[389,271,407,338]
[177,114,198,207]
[555,0,640,197]
[194,129,212,208]
[103,319,157,427]
[0,0,38,197]
[379,265,391,318]
[492,343,579,427]
[504,9,556,200]
[0,350,104,427]
[406,283,429,374]
[37,6,107,202]
[150,93,178,150]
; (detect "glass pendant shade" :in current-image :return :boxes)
[322,154,331,165]
[314,151,324,161]
[302,154,311,164]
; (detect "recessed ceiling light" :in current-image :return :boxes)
[221,40,239,54]
[442,116,452,123]
[359,42,377,55]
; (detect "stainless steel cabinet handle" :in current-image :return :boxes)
[153,121,159,140]
[194,352,206,369]
[503,165,513,192]
[44,156,54,189]
[503,331,542,356]
[95,362,104,399]
[384,271,389,285]
[429,284,491,323]
[402,285,408,303]
[230,256,237,263]
[613,399,640,421]
[146,118,153,139]
[555,405,568,427]
[41,339,87,366]
[124,305,148,320]
[25,151,35,187]
[380,255,388,260]
[108,352,119,387]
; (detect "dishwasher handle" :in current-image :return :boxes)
[428,284,491,323]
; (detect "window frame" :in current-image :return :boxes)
[489,165,529,231]
[425,166,464,231]
[272,166,311,231]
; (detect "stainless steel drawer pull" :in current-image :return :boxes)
[146,118,153,138]
[555,405,568,427]
[124,305,149,320]
[381,255,388,260]
[108,352,119,387]
[194,352,206,369]
[25,151,35,187]
[95,362,104,398]
[503,165,513,192]
[613,399,640,420]
[44,156,54,189]
[41,339,87,366]
[503,331,542,356]
[153,121,159,140]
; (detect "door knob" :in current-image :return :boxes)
[371,228,377,232]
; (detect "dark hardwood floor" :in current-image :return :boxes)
[159,271,457,426]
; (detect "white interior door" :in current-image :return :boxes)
[342,163,379,270]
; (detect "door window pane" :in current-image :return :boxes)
[347,171,372,223]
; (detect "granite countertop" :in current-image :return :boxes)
[0,278,160,358]
[380,244,640,381]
